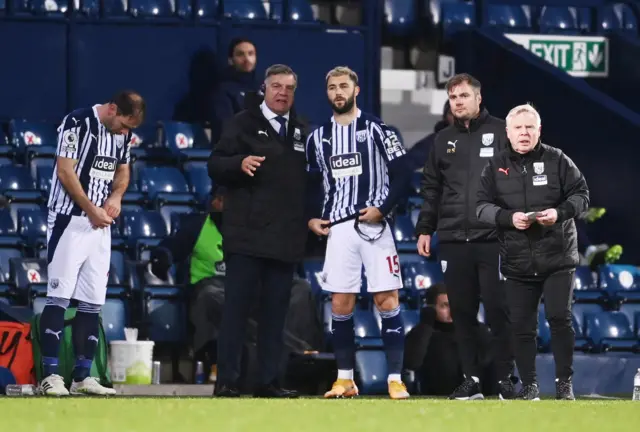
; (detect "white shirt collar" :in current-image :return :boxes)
[261,101,290,121]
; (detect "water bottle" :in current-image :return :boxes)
[5,384,39,397]
[633,369,640,401]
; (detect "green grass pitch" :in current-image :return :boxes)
[3,397,640,431]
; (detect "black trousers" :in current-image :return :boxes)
[438,242,514,382]
[217,253,294,387]
[505,270,575,386]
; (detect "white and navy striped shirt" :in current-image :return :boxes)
[48,105,131,216]
[306,110,406,224]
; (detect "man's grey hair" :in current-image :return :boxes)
[506,103,541,127]
[265,64,298,87]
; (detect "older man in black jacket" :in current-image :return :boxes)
[208,64,308,398]
[476,103,589,401]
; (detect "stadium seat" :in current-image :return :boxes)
[487,5,530,29]
[8,0,68,15]
[0,283,14,305]
[573,312,590,351]
[539,7,579,34]
[183,161,212,203]
[269,0,315,21]
[221,0,267,19]
[573,265,603,302]
[0,165,42,202]
[0,209,19,246]
[139,166,194,204]
[161,122,211,160]
[0,130,14,160]
[584,311,637,352]
[158,204,195,234]
[620,4,638,33]
[619,303,640,338]
[8,120,57,160]
[110,250,128,285]
[384,0,416,38]
[143,286,187,343]
[0,247,23,282]
[103,0,127,16]
[354,309,383,348]
[121,210,168,240]
[401,258,443,292]
[537,304,551,352]
[599,264,640,301]
[129,0,173,17]
[34,163,54,194]
[194,0,219,18]
[10,257,47,301]
[572,302,604,335]
[401,309,420,334]
[393,214,417,252]
[303,258,325,297]
[17,208,47,247]
[355,350,388,395]
[103,287,129,343]
[130,124,160,161]
[30,283,48,315]
[441,0,476,38]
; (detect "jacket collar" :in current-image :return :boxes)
[508,141,543,161]
[453,107,490,133]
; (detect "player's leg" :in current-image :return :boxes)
[321,221,361,398]
[40,213,85,396]
[361,223,408,400]
[69,223,115,396]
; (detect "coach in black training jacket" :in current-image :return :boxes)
[476,103,589,401]
[208,64,308,399]
[415,74,516,401]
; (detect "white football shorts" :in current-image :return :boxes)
[46,211,111,305]
[321,219,403,294]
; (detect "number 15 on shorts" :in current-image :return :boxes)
[386,255,400,274]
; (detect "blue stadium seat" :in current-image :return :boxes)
[0,247,23,282]
[143,286,186,343]
[384,0,416,38]
[487,5,530,29]
[355,350,387,395]
[620,4,638,33]
[393,214,417,252]
[573,265,602,301]
[619,303,640,338]
[103,287,129,343]
[130,124,160,161]
[0,165,42,202]
[10,257,47,301]
[573,312,590,351]
[539,7,579,34]
[303,258,325,297]
[402,259,443,292]
[537,304,551,352]
[354,309,383,348]
[121,210,168,240]
[103,0,127,16]
[0,209,19,246]
[401,309,420,333]
[184,161,212,203]
[222,0,267,19]
[441,0,476,38]
[8,120,57,159]
[572,302,604,335]
[0,284,14,305]
[584,311,637,352]
[599,264,640,301]
[8,0,68,15]
[17,208,47,247]
[161,122,211,160]
[269,0,314,21]
[35,165,53,195]
[139,166,194,204]
[129,0,173,17]
[158,204,195,234]
[110,250,128,285]
[30,284,48,315]
[0,130,14,160]
[194,0,219,18]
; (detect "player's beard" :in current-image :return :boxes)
[330,93,355,115]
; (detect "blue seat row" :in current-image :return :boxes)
[0,0,316,21]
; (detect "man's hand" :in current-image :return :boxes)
[536,208,558,226]
[103,195,122,219]
[88,206,113,229]
[308,218,330,236]
[512,212,533,230]
[358,207,383,223]
[241,155,266,177]
[417,234,432,257]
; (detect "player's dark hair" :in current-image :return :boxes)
[445,73,481,94]
[426,282,447,305]
[110,90,146,120]
[228,37,256,58]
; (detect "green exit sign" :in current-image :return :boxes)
[505,34,609,78]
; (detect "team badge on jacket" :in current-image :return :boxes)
[482,133,494,146]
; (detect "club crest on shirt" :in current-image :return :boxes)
[441,260,448,273]
[356,130,368,143]
[482,133,494,146]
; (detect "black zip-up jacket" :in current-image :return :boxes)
[208,102,309,263]
[476,143,589,280]
[415,108,509,242]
